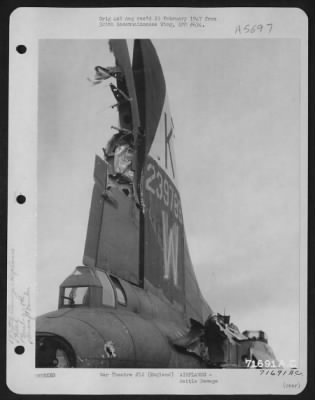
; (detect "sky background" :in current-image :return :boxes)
[37,39,301,365]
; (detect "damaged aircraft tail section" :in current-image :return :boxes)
[36,39,278,369]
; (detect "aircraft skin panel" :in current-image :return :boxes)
[142,154,185,309]
[83,155,140,284]
[183,234,213,323]
[132,39,210,318]
[37,307,205,368]
[146,95,177,185]
[133,40,166,156]
[96,186,139,284]
[83,155,107,268]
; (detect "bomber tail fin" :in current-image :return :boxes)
[83,39,212,324]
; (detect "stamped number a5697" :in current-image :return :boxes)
[235,23,273,35]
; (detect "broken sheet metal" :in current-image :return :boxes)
[171,318,206,359]
[109,39,140,133]
[109,82,133,109]
[113,145,134,180]
[104,341,117,358]
[205,314,247,343]
[108,40,143,205]
[88,65,123,85]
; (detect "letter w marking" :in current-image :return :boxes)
[162,210,179,286]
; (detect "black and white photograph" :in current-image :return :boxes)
[7,8,308,395]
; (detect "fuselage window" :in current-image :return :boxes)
[95,269,115,307]
[63,287,89,306]
[110,276,127,306]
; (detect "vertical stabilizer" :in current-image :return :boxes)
[83,40,212,322]
[133,40,212,322]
